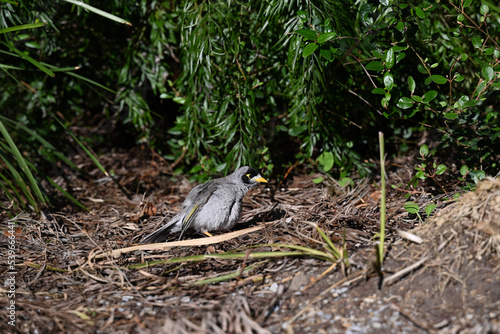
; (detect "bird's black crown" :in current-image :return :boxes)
[242,167,260,184]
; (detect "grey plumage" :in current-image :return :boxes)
[141,166,267,243]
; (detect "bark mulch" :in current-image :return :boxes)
[1,150,498,333]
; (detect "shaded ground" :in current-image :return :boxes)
[1,149,499,333]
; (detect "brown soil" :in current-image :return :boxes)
[1,150,499,333]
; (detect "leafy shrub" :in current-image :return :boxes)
[1,0,498,210]
[170,0,499,180]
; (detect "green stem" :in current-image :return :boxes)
[378,132,386,265]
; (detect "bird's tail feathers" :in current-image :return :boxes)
[140,215,181,244]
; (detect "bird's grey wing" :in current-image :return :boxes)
[177,180,221,238]
[142,180,222,242]
[177,203,202,240]
[181,181,218,208]
[140,214,181,244]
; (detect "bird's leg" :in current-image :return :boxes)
[202,231,213,237]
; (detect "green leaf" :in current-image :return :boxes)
[302,43,318,57]
[416,170,426,180]
[173,96,186,104]
[457,95,469,108]
[471,35,482,48]
[396,21,404,32]
[404,201,420,214]
[417,64,427,74]
[463,0,473,7]
[383,72,394,91]
[460,165,469,176]
[318,151,334,172]
[480,4,489,15]
[471,170,486,184]
[360,3,373,26]
[436,164,447,175]
[422,90,437,102]
[454,72,465,82]
[408,76,415,94]
[366,61,384,72]
[289,124,307,136]
[482,65,494,81]
[475,80,488,97]
[464,99,479,107]
[395,52,406,63]
[419,144,429,157]
[296,28,317,41]
[381,96,389,108]
[484,48,495,55]
[445,112,458,119]
[313,176,324,184]
[415,7,426,19]
[424,204,437,216]
[297,10,307,20]
[431,75,447,84]
[317,32,336,43]
[397,97,414,109]
[411,95,422,102]
[319,48,333,60]
[371,50,383,58]
[385,48,394,69]
[371,88,386,95]
[338,177,353,187]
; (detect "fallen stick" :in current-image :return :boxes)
[93,224,268,260]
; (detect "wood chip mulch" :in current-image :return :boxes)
[1,151,498,333]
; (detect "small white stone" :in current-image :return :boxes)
[269,282,279,293]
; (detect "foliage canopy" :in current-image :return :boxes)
[0,0,499,209]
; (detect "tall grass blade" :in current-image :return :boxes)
[315,225,342,260]
[378,131,387,266]
[54,118,109,177]
[45,176,88,211]
[0,115,80,171]
[262,243,336,261]
[0,120,46,208]
[128,250,320,270]
[0,22,46,34]
[0,144,37,210]
[62,71,117,93]
[0,171,21,209]
[0,49,115,93]
[192,262,263,286]
[61,0,132,26]
[9,45,55,77]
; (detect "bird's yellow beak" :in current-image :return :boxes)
[252,175,268,183]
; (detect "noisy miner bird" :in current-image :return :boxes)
[141,166,267,243]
